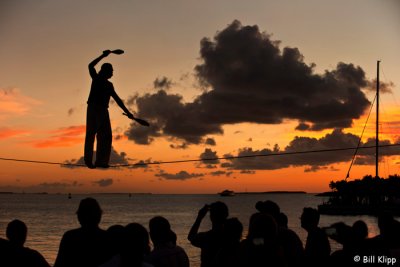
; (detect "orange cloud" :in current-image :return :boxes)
[0,87,41,119]
[50,125,86,136]
[27,125,86,148]
[0,127,31,139]
[32,136,84,148]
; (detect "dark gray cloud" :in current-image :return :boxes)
[364,79,394,94]
[125,20,372,145]
[295,122,311,131]
[210,170,226,176]
[155,170,204,180]
[0,181,83,193]
[125,122,162,145]
[200,148,220,165]
[62,147,130,168]
[154,76,173,90]
[67,108,75,116]
[209,170,234,177]
[92,178,113,187]
[38,181,83,188]
[223,129,399,171]
[130,159,152,169]
[304,166,328,173]
[205,138,216,146]
[240,170,256,174]
[170,142,189,149]
[125,90,222,144]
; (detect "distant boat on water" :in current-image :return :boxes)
[219,190,235,197]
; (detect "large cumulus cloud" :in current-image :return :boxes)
[125,20,372,145]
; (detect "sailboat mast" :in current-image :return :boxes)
[376,60,380,178]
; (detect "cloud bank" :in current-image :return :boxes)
[222,129,399,171]
[62,147,130,168]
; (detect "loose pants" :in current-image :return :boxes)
[84,105,112,166]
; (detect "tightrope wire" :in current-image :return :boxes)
[0,143,399,168]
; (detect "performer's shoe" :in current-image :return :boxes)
[85,160,96,169]
[95,163,110,169]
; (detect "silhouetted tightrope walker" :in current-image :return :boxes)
[83,49,149,170]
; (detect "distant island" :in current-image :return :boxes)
[318,175,400,215]
[236,191,307,195]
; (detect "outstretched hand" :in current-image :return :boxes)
[124,112,135,120]
[102,50,111,57]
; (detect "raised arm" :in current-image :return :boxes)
[188,204,209,243]
[88,50,111,78]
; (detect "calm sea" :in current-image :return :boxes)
[0,193,380,266]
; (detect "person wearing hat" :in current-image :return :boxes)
[54,198,112,267]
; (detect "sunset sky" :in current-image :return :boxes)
[1,0,399,193]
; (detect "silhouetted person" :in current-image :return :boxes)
[256,201,304,267]
[352,220,369,249]
[239,213,286,267]
[100,223,153,267]
[378,212,400,248]
[188,201,228,267]
[145,216,189,267]
[214,217,243,267]
[54,198,112,267]
[84,50,134,168]
[98,224,126,267]
[0,236,11,266]
[123,223,153,267]
[300,207,330,267]
[326,222,355,267]
[107,225,126,256]
[277,212,288,228]
[369,212,400,261]
[5,219,50,267]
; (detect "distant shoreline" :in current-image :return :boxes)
[236,191,307,195]
[0,191,309,195]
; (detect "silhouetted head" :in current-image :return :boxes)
[352,220,368,240]
[247,212,278,242]
[277,212,288,228]
[301,207,320,231]
[209,201,229,224]
[107,224,125,253]
[377,212,394,235]
[125,223,151,256]
[6,219,27,246]
[77,197,102,228]
[149,216,176,246]
[255,200,280,219]
[99,63,113,79]
[327,222,352,245]
[224,217,243,243]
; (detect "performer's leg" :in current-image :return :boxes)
[84,106,96,168]
[95,109,112,167]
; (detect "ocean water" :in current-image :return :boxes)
[0,193,380,266]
